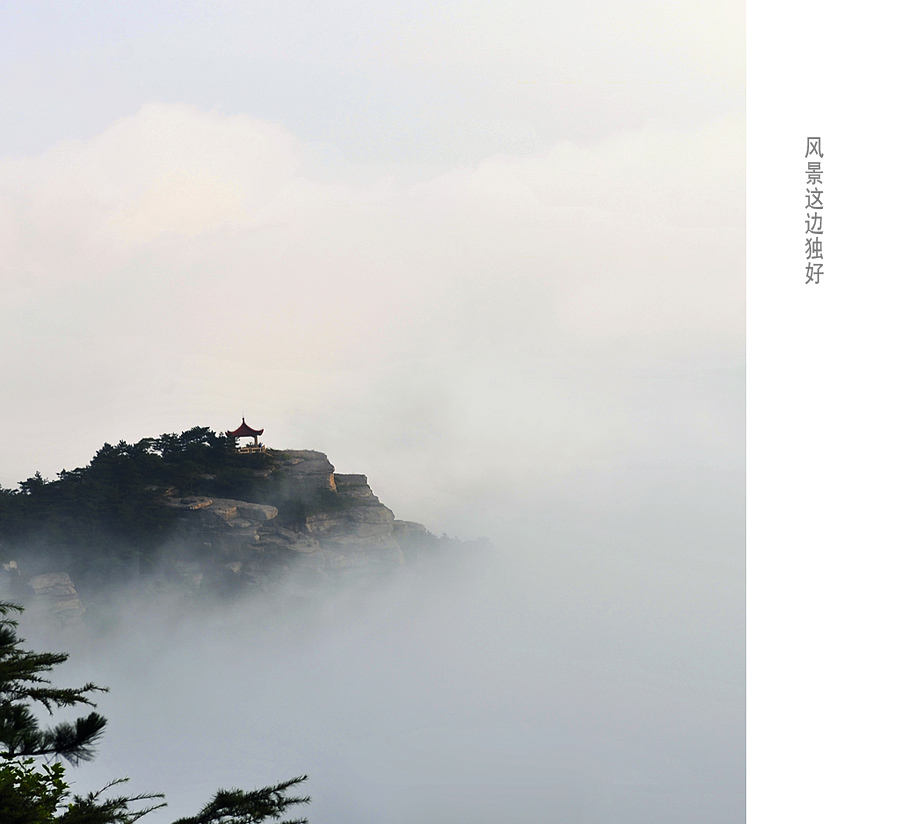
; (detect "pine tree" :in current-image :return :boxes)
[0,602,310,824]
[170,779,310,824]
[0,602,106,763]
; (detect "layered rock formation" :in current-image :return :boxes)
[155,450,420,595]
[0,563,86,631]
[5,447,484,625]
[28,573,86,628]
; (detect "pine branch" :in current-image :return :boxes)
[59,777,166,824]
[171,776,310,824]
[0,601,313,824]
[0,601,109,763]
[0,709,108,763]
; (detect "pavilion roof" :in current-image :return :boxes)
[226,418,264,438]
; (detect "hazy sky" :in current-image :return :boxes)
[3,3,744,822]
[0,0,743,502]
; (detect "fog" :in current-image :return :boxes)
[0,102,743,500]
[24,392,743,823]
[2,3,743,820]
[41,511,741,823]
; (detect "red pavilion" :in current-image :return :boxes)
[226,418,265,452]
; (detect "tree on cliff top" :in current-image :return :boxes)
[0,426,277,584]
[0,602,310,824]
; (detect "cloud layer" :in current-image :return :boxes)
[1,103,743,518]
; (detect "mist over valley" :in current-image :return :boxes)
[3,420,742,824]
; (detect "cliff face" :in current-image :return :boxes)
[3,446,483,628]
[154,450,416,595]
[0,564,86,633]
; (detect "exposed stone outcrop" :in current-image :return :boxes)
[153,450,417,593]
[27,573,86,629]
[273,450,338,496]
[2,447,480,617]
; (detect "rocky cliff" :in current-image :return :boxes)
[1,448,480,628]
[159,449,411,594]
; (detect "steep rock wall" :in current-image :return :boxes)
[158,450,414,592]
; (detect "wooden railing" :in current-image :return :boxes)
[236,444,266,453]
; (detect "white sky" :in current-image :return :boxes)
[0,1,744,511]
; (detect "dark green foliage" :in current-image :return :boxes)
[171,779,310,824]
[0,602,309,824]
[55,778,165,824]
[0,758,68,823]
[268,495,306,528]
[0,428,276,583]
[308,488,356,514]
